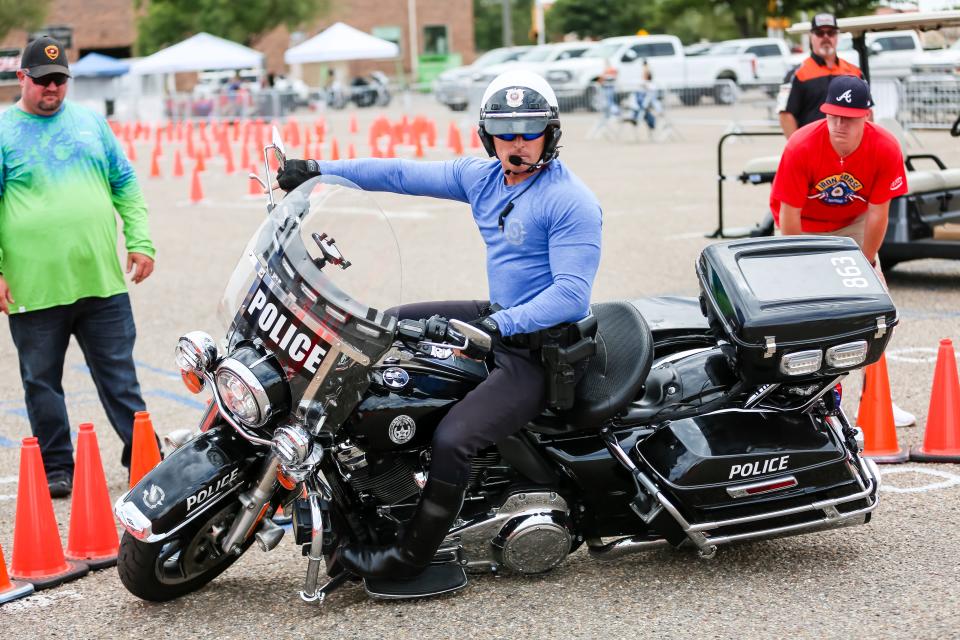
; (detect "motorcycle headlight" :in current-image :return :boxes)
[214,346,291,428]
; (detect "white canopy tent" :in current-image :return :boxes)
[132,32,264,75]
[284,22,399,64]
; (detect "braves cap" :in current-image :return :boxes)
[20,36,71,78]
[811,13,838,30]
[820,75,873,117]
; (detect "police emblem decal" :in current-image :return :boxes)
[143,484,165,509]
[388,415,416,445]
[505,88,525,108]
[382,367,410,390]
[44,45,59,60]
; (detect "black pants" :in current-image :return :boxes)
[391,300,546,486]
[8,294,146,478]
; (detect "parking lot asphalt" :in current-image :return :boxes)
[1,93,959,639]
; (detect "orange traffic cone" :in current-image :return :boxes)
[224,138,236,175]
[172,149,184,178]
[130,411,162,488]
[188,167,204,205]
[330,138,340,161]
[349,114,358,134]
[858,354,909,463]
[196,152,206,173]
[11,437,89,588]
[125,137,137,161]
[912,338,960,462]
[149,150,162,178]
[348,143,356,159]
[470,128,481,149]
[0,543,33,604]
[66,424,119,569]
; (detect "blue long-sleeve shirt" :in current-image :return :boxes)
[315,157,602,336]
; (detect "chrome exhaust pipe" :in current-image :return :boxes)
[255,517,285,552]
[586,536,669,561]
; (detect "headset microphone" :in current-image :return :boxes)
[507,155,544,173]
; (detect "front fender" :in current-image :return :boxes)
[114,427,261,543]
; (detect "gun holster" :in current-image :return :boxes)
[538,312,598,411]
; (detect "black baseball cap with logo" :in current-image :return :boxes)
[820,75,873,117]
[811,13,838,31]
[20,36,71,78]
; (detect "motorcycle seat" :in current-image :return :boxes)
[565,301,654,429]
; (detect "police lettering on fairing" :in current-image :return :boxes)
[246,288,327,374]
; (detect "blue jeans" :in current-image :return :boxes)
[8,293,146,478]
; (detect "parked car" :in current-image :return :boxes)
[684,42,716,56]
[837,30,924,79]
[469,42,595,88]
[542,34,757,109]
[433,46,531,111]
[912,37,960,74]
[707,38,792,87]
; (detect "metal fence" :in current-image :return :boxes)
[898,75,960,130]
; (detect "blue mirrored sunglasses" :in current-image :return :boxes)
[493,131,545,142]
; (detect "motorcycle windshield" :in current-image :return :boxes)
[217,176,402,427]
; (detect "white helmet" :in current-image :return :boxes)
[478,70,562,162]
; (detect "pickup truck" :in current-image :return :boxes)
[707,37,792,87]
[837,30,923,79]
[541,34,757,109]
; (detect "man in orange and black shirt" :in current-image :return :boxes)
[780,13,863,138]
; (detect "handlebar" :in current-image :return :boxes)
[396,315,491,357]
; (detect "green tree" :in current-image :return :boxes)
[136,0,329,55]
[0,0,52,43]
[545,0,655,40]
[474,0,534,52]
[657,0,879,40]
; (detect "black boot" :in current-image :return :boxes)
[336,477,465,579]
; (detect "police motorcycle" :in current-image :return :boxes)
[115,129,889,604]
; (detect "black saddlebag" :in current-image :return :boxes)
[635,411,874,543]
[697,236,897,384]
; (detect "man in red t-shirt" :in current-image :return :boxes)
[771,75,907,268]
[771,75,914,426]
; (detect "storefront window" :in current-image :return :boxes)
[423,25,449,55]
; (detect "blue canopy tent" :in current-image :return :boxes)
[71,52,130,78]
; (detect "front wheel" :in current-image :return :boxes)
[117,500,252,602]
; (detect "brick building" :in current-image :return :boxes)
[0,0,473,101]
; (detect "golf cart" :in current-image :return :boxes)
[711,10,960,269]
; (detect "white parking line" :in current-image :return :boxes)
[886,347,959,364]
[0,475,17,484]
[879,466,960,493]
[1,589,83,612]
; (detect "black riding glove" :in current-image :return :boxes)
[277,159,321,192]
[470,315,501,339]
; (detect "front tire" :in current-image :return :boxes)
[117,500,252,602]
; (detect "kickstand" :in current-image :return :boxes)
[300,570,350,605]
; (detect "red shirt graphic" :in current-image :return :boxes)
[771,120,908,232]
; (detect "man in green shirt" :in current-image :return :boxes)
[0,36,156,498]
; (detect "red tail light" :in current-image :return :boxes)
[727,476,798,499]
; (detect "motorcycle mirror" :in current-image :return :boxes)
[448,319,492,353]
[271,126,286,170]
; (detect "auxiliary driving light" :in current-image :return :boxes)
[825,341,869,368]
[175,331,219,373]
[779,349,823,377]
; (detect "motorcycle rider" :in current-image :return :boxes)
[275,70,602,580]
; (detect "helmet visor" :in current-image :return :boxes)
[482,112,550,135]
